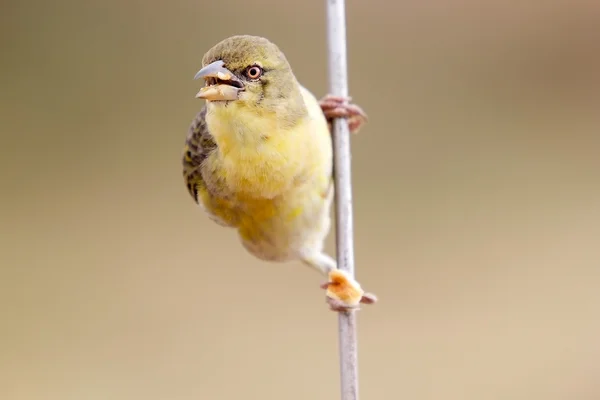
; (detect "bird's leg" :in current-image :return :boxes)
[301,252,378,312]
[319,95,368,135]
[315,97,374,311]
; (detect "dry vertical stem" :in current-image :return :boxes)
[325,1,360,400]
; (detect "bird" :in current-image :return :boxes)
[182,35,377,312]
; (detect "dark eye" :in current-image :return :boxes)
[245,65,263,80]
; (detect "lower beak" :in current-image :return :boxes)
[195,85,241,101]
[193,60,244,101]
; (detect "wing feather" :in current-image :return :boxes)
[182,107,216,203]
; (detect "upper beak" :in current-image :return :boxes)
[193,60,244,101]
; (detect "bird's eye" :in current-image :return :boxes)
[245,65,263,80]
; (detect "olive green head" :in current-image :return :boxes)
[194,35,305,115]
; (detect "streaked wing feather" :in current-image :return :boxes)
[182,107,216,203]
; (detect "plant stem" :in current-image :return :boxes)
[326,1,360,400]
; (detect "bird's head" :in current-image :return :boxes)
[194,35,305,117]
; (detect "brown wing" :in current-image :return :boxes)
[182,107,216,203]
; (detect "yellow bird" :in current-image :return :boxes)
[182,35,376,312]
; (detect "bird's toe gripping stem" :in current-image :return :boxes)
[320,269,378,313]
[319,95,368,135]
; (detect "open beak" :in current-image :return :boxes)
[193,60,244,101]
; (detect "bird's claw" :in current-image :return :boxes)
[327,296,360,312]
[319,95,368,135]
[321,269,378,313]
[325,294,378,312]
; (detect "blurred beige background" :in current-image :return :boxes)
[1,0,600,399]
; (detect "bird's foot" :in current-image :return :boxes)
[319,95,368,135]
[320,269,378,313]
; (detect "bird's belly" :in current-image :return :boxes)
[236,188,333,262]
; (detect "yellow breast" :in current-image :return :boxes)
[205,102,311,199]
